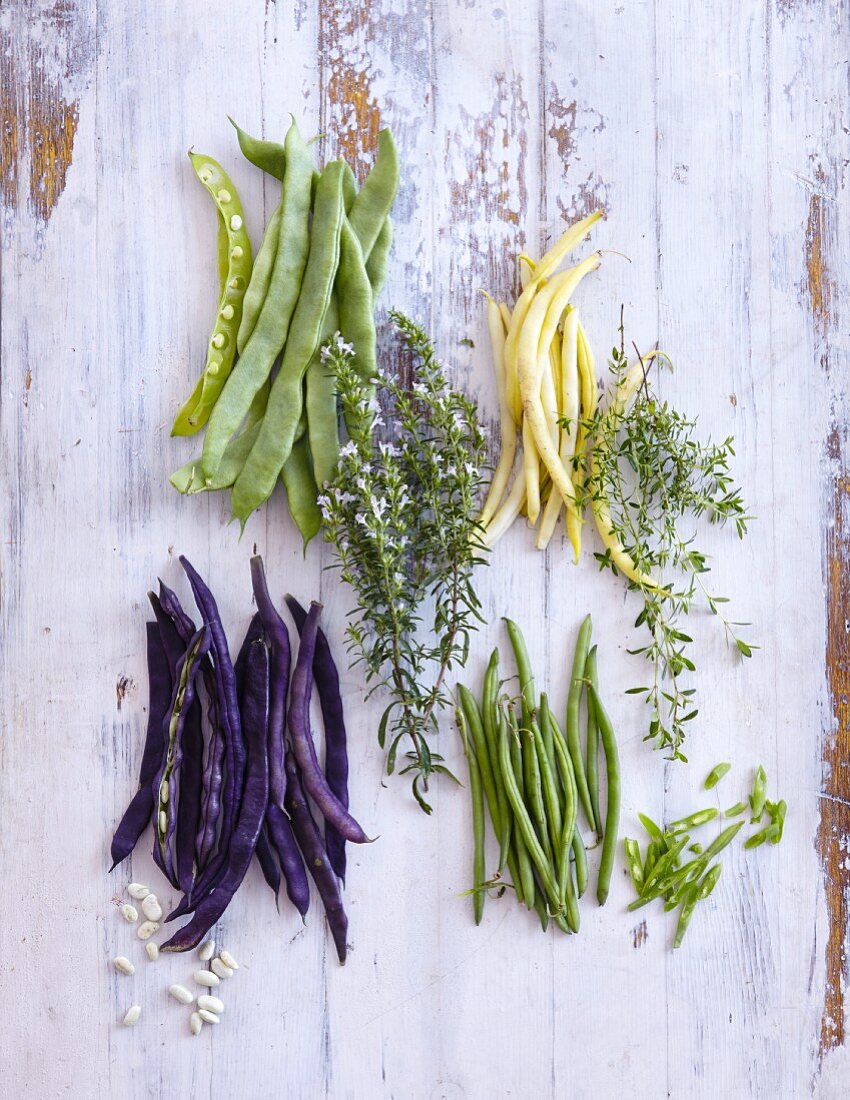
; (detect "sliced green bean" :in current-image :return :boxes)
[172,153,253,437]
[584,645,602,836]
[772,799,787,843]
[623,838,644,891]
[498,708,560,907]
[699,820,744,861]
[704,762,731,790]
[750,765,768,822]
[233,161,345,527]
[457,708,486,925]
[229,116,286,180]
[669,808,719,832]
[639,835,689,899]
[638,812,664,843]
[698,863,722,900]
[673,897,698,948]
[566,615,595,829]
[724,801,748,818]
[366,217,392,298]
[588,683,620,906]
[280,430,322,550]
[503,617,535,726]
[202,119,313,481]
[348,129,399,259]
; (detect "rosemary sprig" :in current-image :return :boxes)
[579,324,755,761]
[319,313,488,811]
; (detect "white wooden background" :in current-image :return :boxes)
[1,1,848,1096]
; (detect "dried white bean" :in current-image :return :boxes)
[197,1009,220,1025]
[190,1011,203,1036]
[198,939,215,962]
[141,895,163,922]
[119,904,138,924]
[193,970,220,988]
[137,920,159,940]
[168,984,194,1005]
[145,942,159,962]
[218,950,239,971]
[127,883,150,900]
[112,956,135,976]
[210,957,232,980]
[122,1005,141,1027]
[197,994,224,1015]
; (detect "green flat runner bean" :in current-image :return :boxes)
[229,117,286,180]
[337,214,377,412]
[566,615,595,829]
[202,119,314,481]
[232,161,346,527]
[584,646,602,836]
[305,296,342,489]
[365,217,392,298]
[238,205,283,353]
[281,432,322,550]
[172,153,252,437]
[348,129,399,259]
[588,682,620,906]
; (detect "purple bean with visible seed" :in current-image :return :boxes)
[162,638,270,952]
[110,623,170,869]
[250,556,290,808]
[284,594,349,882]
[288,602,370,845]
[266,802,310,918]
[284,751,348,963]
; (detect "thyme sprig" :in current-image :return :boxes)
[580,328,754,761]
[319,313,488,811]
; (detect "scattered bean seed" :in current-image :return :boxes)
[112,956,135,976]
[137,920,160,940]
[218,950,238,971]
[145,942,159,962]
[141,895,163,922]
[127,883,150,900]
[193,970,220,988]
[210,957,233,980]
[119,904,138,923]
[168,984,195,1005]
[198,1009,220,1025]
[199,939,216,962]
[197,994,224,1014]
[122,1005,141,1027]
[190,1012,203,1036]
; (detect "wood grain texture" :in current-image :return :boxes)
[0,0,847,1096]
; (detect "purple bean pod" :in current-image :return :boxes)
[162,638,270,952]
[285,594,350,882]
[288,602,370,845]
[110,623,170,869]
[152,626,211,891]
[254,825,281,909]
[250,556,290,808]
[266,802,310,918]
[284,751,348,964]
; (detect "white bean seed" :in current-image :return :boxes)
[197,994,224,1014]
[158,810,167,834]
[218,950,239,971]
[141,895,163,922]
[217,188,232,204]
[210,957,232,980]
[168,984,194,1005]
[119,904,138,923]
[193,970,220,988]
[112,956,135,976]
[122,1005,141,1027]
[160,779,169,804]
[137,920,159,940]
[127,883,150,900]
[145,942,159,962]
[197,1009,220,1025]
[229,214,243,231]
[190,1011,203,1036]
[198,939,215,962]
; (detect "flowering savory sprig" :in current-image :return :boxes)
[319,312,488,812]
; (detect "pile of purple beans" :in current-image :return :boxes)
[110,554,367,962]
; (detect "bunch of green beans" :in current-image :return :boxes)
[170,117,399,544]
[625,763,787,947]
[457,615,620,932]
